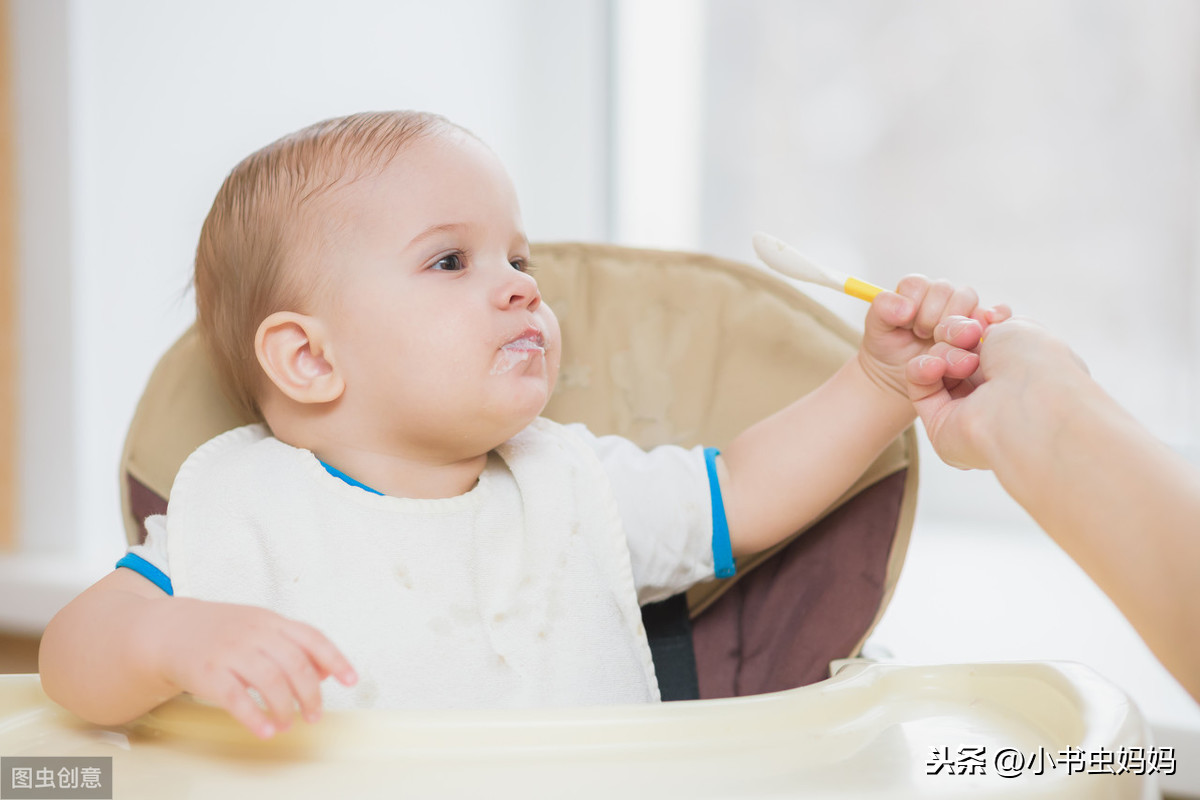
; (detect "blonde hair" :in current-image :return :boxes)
[194,110,461,420]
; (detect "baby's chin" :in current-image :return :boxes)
[478,355,558,439]
[484,392,553,446]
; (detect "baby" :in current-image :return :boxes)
[39,111,1001,739]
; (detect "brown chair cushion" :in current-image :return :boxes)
[694,470,907,696]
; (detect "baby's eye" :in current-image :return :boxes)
[511,258,534,274]
[431,253,464,271]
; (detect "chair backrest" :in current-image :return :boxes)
[120,241,918,697]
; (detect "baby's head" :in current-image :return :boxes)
[195,111,561,458]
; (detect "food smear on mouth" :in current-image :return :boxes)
[491,339,545,375]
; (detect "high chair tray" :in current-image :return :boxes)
[0,661,1157,799]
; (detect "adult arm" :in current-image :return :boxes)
[908,318,1200,700]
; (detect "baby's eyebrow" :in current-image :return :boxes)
[405,222,474,250]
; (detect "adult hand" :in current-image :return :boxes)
[904,316,1087,470]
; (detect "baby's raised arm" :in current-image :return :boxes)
[716,276,1004,556]
[39,569,356,738]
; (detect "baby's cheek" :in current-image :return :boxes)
[540,310,564,361]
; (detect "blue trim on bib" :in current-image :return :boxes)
[704,447,735,579]
[319,460,384,496]
[116,552,175,596]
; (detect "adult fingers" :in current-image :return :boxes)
[986,304,1013,325]
[905,353,950,402]
[941,346,980,382]
[906,342,979,410]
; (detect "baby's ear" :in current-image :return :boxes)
[255,312,345,404]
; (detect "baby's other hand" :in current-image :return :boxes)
[150,598,357,739]
[858,275,1009,396]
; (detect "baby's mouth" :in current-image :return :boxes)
[492,329,546,375]
[501,329,546,352]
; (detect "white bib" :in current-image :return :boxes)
[165,418,660,709]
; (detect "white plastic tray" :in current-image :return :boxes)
[0,661,1159,798]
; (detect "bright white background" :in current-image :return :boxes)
[5,0,1199,794]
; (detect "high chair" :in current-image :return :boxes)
[118,241,918,700]
[0,243,1155,799]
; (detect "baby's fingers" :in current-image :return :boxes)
[934,316,985,351]
[282,622,358,688]
[232,652,304,733]
[891,276,983,340]
[912,279,965,339]
[267,638,330,725]
[206,671,280,740]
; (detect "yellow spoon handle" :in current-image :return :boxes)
[844,277,884,303]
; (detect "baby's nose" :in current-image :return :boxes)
[497,265,541,310]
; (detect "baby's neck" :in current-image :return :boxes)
[259,397,511,499]
[309,442,489,499]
